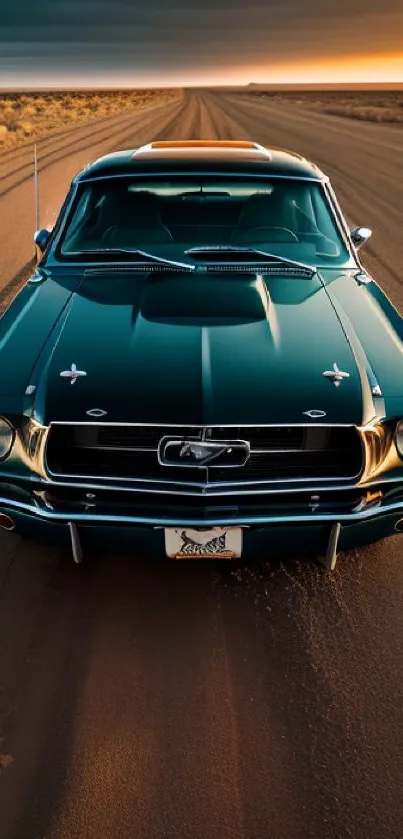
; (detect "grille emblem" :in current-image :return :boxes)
[159,437,250,468]
[60,363,87,386]
[323,362,350,387]
[179,441,230,466]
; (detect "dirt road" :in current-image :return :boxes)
[0,89,403,839]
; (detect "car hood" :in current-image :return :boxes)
[31,269,370,426]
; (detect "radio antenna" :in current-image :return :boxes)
[34,143,40,230]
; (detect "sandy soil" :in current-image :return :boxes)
[241,89,403,123]
[0,89,180,149]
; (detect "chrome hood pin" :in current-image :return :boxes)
[323,363,350,388]
[60,363,87,386]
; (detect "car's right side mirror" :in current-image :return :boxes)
[34,228,53,261]
[350,226,372,250]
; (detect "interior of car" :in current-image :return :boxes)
[60,179,343,259]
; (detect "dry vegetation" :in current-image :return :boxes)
[248,90,403,124]
[0,89,178,149]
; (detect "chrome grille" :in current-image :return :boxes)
[45,424,363,485]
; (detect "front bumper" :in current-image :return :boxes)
[1,481,403,566]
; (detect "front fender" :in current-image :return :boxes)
[0,273,78,413]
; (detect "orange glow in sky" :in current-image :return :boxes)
[2,52,402,90]
[2,0,403,90]
[221,53,403,87]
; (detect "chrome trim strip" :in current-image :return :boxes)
[1,495,403,526]
[324,181,359,265]
[1,475,382,496]
[48,421,358,427]
[45,471,362,487]
[77,445,307,455]
[28,480,365,496]
[75,173,326,184]
[46,258,351,271]
[47,181,79,256]
[77,445,161,453]
[4,468,401,498]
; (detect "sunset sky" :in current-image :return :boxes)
[0,0,402,87]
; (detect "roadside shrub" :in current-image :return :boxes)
[17,120,34,135]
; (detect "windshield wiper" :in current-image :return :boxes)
[64,248,195,271]
[186,246,316,273]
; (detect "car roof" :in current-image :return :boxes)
[76,140,326,183]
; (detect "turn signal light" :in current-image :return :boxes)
[0,513,15,531]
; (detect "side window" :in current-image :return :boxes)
[62,188,94,250]
[311,188,340,241]
[291,188,317,233]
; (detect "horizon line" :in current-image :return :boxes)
[0,81,403,92]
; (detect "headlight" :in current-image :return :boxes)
[396,420,403,458]
[0,419,14,460]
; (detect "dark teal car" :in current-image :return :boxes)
[1,140,402,568]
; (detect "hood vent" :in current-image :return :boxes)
[84,264,313,278]
[84,265,194,276]
[205,265,314,278]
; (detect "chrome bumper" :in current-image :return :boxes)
[0,485,402,526]
[1,483,403,571]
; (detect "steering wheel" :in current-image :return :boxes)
[233,226,299,245]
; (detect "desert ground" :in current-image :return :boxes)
[239,88,403,123]
[0,89,179,149]
[0,88,403,839]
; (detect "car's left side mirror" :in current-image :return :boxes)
[350,226,372,250]
[34,227,53,261]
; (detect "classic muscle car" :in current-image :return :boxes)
[0,139,402,569]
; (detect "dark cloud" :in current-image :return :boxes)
[0,0,402,84]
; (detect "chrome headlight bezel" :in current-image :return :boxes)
[396,420,403,459]
[0,418,15,461]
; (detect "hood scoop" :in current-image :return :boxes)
[140,273,269,322]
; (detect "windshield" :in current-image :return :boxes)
[57,176,350,266]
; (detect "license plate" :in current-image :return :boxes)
[164,527,242,559]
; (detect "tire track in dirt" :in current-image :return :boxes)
[0,97,185,199]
